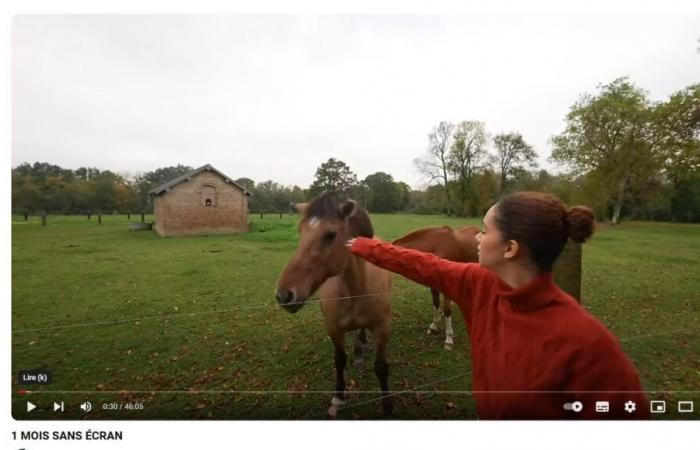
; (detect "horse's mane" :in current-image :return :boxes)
[305,191,374,238]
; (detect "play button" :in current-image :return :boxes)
[27,401,36,412]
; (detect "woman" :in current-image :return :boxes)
[346,192,649,419]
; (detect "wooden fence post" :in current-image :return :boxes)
[41,211,47,226]
[98,210,102,225]
[552,240,582,303]
[24,209,28,221]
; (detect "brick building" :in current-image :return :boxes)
[148,164,251,237]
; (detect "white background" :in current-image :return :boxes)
[3,1,699,450]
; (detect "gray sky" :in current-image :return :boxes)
[11,14,700,189]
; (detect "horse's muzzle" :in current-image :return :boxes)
[275,287,303,313]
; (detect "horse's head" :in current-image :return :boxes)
[275,192,373,313]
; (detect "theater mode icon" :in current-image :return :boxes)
[678,401,693,413]
[650,400,666,413]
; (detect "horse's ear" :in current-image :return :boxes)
[294,203,309,215]
[342,200,374,238]
[339,200,356,218]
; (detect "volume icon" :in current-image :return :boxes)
[80,401,92,412]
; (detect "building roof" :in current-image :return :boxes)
[148,164,252,197]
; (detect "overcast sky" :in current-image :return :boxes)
[11,14,700,189]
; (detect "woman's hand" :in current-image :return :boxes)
[345,238,357,248]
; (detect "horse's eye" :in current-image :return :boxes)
[323,231,337,242]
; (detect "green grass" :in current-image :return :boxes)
[11,214,700,419]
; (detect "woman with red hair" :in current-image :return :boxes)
[347,192,649,419]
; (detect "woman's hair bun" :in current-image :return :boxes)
[565,206,595,243]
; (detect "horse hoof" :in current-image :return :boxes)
[444,343,453,351]
[328,405,339,419]
[328,396,346,418]
[427,328,436,335]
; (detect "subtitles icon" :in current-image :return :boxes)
[563,401,583,413]
[678,401,694,413]
[650,401,666,413]
[595,401,609,413]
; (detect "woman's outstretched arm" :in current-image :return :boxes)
[347,236,487,307]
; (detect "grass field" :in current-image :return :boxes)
[11,213,700,420]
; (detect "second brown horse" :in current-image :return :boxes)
[392,225,479,350]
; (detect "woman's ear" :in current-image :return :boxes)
[503,239,520,260]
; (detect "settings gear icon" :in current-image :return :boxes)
[624,400,637,413]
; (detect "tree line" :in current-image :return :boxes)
[413,78,699,223]
[12,77,699,223]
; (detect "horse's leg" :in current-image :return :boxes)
[373,325,394,417]
[443,296,454,351]
[427,287,442,334]
[328,332,347,419]
[353,328,369,369]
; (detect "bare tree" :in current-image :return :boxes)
[449,121,489,216]
[414,121,455,215]
[493,131,538,195]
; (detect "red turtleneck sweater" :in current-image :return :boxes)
[350,237,649,419]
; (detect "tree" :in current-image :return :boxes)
[670,177,700,222]
[255,180,278,213]
[114,181,138,213]
[235,178,258,212]
[75,167,101,180]
[652,84,700,186]
[92,170,124,212]
[234,177,255,192]
[14,162,74,183]
[473,168,499,216]
[143,164,194,187]
[308,158,358,197]
[134,165,194,213]
[414,121,455,215]
[289,186,306,204]
[364,172,401,213]
[493,131,538,195]
[551,78,660,225]
[420,184,450,215]
[395,181,411,212]
[42,176,71,212]
[448,121,489,216]
[11,173,42,213]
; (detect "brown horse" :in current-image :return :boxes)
[392,225,479,350]
[275,192,393,418]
